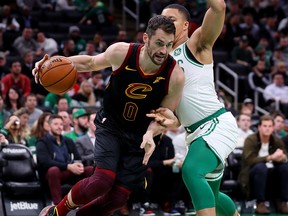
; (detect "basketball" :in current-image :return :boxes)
[38,56,78,94]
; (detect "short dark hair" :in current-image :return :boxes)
[48,114,63,124]
[146,15,176,38]
[258,115,274,126]
[272,72,285,80]
[271,110,285,120]
[24,93,37,102]
[164,4,191,22]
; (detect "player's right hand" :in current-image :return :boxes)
[32,54,50,83]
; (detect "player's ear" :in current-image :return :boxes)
[143,33,148,43]
[183,21,189,31]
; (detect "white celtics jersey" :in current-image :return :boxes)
[172,42,224,127]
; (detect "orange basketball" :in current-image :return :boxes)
[39,56,78,94]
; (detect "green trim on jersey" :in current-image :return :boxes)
[183,44,204,68]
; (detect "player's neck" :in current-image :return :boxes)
[173,33,188,50]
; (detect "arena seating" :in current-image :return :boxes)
[0,144,46,216]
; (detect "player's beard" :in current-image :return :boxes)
[147,41,167,65]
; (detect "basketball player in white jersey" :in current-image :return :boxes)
[148,1,239,216]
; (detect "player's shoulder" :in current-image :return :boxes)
[107,42,131,54]
[105,42,131,65]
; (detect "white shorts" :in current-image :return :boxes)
[186,112,238,167]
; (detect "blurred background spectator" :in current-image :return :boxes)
[1,59,31,97]
[35,31,58,56]
[27,111,51,162]
[75,112,96,166]
[24,93,43,127]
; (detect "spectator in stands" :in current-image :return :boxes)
[0,5,20,33]
[75,112,96,166]
[113,29,130,43]
[14,107,31,139]
[3,114,28,145]
[56,96,69,113]
[24,93,43,127]
[0,127,9,146]
[277,35,288,68]
[225,12,244,50]
[263,0,286,26]
[247,58,270,98]
[58,39,76,57]
[238,115,288,214]
[0,5,20,32]
[92,33,107,53]
[36,114,93,205]
[272,61,288,84]
[13,27,43,58]
[0,92,10,128]
[272,110,288,138]
[79,40,99,56]
[239,10,261,48]
[68,25,86,54]
[36,31,58,57]
[272,46,286,69]
[79,0,113,28]
[253,41,273,72]
[263,72,288,116]
[259,13,278,52]
[0,52,9,79]
[44,92,71,113]
[21,50,35,79]
[64,108,89,141]
[0,5,21,52]
[231,35,255,69]
[239,98,254,116]
[72,80,96,107]
[27,112,51,162]
[134,28,145,44]
[1,60,31,97]
[4,87,22,114]
[236,113,254,148]
[58,110,73,134]
[88,71,105,106]
[16,8,39,31]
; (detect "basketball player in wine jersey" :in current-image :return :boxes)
[33,15,184,216]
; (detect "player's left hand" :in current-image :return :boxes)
[140,131,156,165]
[147,108,180,128]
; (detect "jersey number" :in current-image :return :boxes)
[123,102,138,121]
